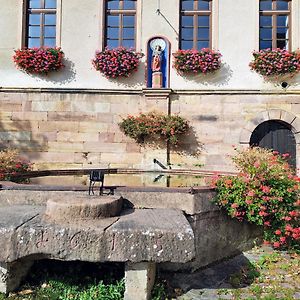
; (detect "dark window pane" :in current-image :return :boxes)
[122,39,134,48]
[260,0,272,10]
[28,38,40,47]
[107,15,119,26]
[277,27,288,39]
[45,0,56,8]
[45,14,56,25]
[29,0,41,9]
[260,27,272,39]
[182,15,193,26]
[123,0,135,10]
[260,40,272,49]
[28,26,40,37]
[107,27,119,38]
[29,14,40,25]
[44,38,56,47]
[45,26,56,37]
[198,16,209,26]
[198,0,210,10]
[107,39,119,48]
[198,27,209,39]
[260,15,272,26]
[107,0,119,9]
[123,15,134,26]
[277,15,288,26]
[197,40,209,49]
[182,28,194,39]
[181,40,193,49]
[277,39,288,49]
[123,27,134,39]
[277,1,289,10]
[182,0,194,10]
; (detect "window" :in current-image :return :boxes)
[259,0,291,50]
[105,0,136,49]
[25,0,57,48]
[180,0,212,50]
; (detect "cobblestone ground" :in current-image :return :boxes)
[163,246,300,300]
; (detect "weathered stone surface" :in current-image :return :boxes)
[44,195,123,224]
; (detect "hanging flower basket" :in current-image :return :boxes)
[249,48,300,77]
[173,48,222,75]
[119,112,189,145]
[92,47,144,78]
[13,47,64,74]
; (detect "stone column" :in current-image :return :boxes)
[0,260,33,294]
[124,262,156,300]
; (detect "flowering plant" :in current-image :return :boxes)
[0,149,32,183]
[212,147,299,250]
[119,112,189,145]
[13,47,64,74]
[173,48,222,74]
[92,47,144,78]
[249,48,300,77]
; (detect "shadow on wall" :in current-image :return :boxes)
[180,62,233,86]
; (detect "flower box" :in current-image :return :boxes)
[13,47,64,74]
[249,48,300,77]
[173,48,222,74]
[92,47,144,78]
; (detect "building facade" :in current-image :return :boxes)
[1,0,300,179]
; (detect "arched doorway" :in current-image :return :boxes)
[250,120,296,169]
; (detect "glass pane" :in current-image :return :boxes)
[107,27,119,38]
[107,0,119,9]
[277,39,288,49]
[181,40,193,49]
[182,16,193,26]
[28,38,40,47]
[277,27,288,39]
[182,0,194,10]
[44,38,56,47]
[123,0,136,9]
[260,27,272,39]
[107,39,119,48]
[182,28,193,39]
[260,15,272,26]
[123,15,135,26]
[198,0,210,10]
[122,39,134,48]
[259,40,272,49]
[123,27,134,39]
[29,0,41,9]
[44,26,56,37]
[259,0,272,10]
[197,41,209,49]
[28,26,40,37]
[45,14,56,25]
[29,14,40,25]
[277,15,288,26]
[45,0,57,9]
[198,16,209,26]
[277,1,289,10]
[198,27,209,39]
[107,15,119,26]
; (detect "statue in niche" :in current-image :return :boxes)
[152,45,163,72]
[150,38,166,88]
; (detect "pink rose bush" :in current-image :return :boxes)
[13,47,64,74]
[173,48,222,74]
[212,147,299,250]
[249,48,300,77]
[92,47,144,78]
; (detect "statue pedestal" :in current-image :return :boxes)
[152,72,162,88]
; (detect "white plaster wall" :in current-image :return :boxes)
[0,0,300,90]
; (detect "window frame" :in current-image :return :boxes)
[104,0,137,49]
[179,0,213,50]
[259,0,291,50]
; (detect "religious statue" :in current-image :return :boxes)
[151,45,163,73]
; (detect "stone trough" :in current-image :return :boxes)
[0,185,262,300]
